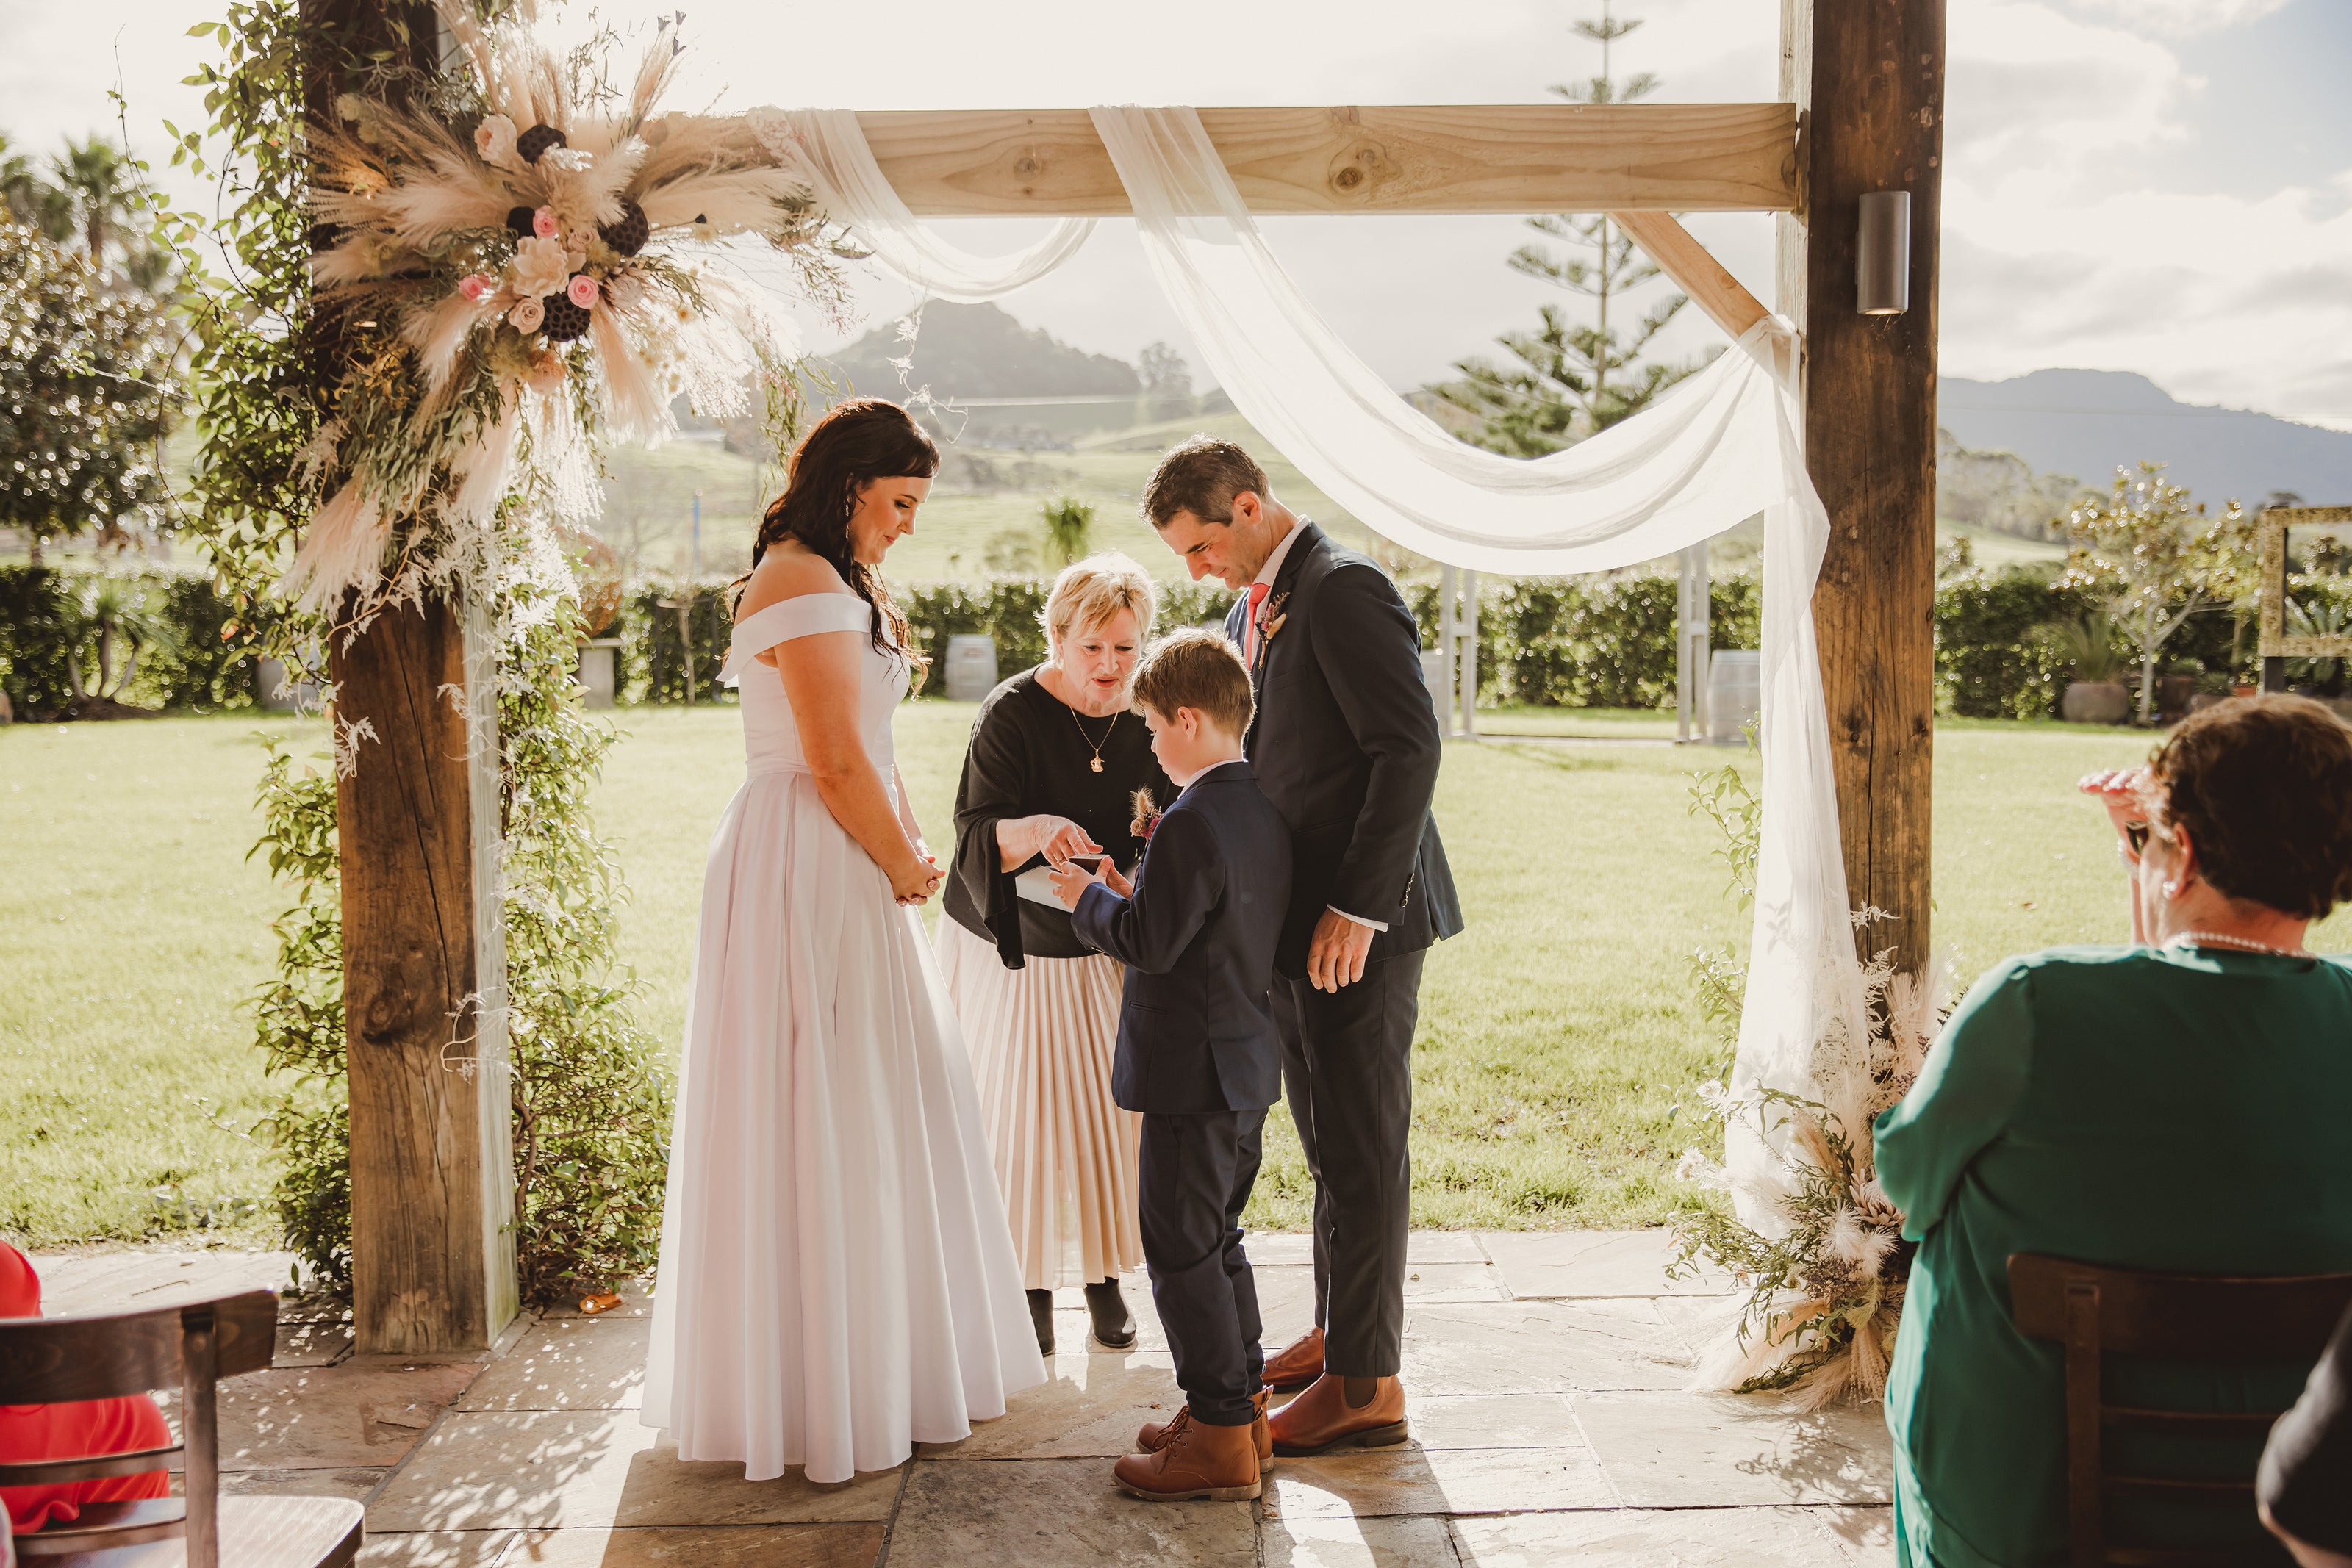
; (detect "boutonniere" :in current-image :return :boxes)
[1260,591,1290,644]
[1130,787,1163,843]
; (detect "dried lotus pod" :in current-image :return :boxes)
[515,123,567,165]
[539,291,590,342]
[598,198,650,258]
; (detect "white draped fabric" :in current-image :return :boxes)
[759,109,1097,302]
[786,102,1865,1221]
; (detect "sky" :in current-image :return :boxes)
[3,0,2346,428]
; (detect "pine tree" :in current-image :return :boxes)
[1434,1,1696,455]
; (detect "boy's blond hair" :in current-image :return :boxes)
[1131,627,1255,738]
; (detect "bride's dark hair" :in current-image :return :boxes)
[738,398,939,660]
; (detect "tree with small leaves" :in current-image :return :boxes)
[1138,341,1194,421]
[1433,1,1694,454]
[2064,462,2254,725]
[0,220,178,561]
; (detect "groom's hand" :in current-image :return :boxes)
[1307,909,1374,992]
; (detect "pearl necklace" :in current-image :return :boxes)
[2167,931,2309,958]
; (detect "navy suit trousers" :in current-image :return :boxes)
[1139,1108,1267,1427]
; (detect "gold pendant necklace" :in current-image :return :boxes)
[1071,704,1115,773]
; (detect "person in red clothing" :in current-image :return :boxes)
[0,1242,173,1535]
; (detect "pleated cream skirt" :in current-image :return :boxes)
[934,916,1145,1290]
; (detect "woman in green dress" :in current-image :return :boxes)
[1876,695,2352,1567]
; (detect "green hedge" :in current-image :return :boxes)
[12,558,2323,722]
[0,563,258,719]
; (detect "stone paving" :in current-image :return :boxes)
[32,1232,1894,1566]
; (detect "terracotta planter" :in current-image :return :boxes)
[2062,681,2132,724]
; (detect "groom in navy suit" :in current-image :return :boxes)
[1144,437,1463,1457]
[1051,628,1294,1502]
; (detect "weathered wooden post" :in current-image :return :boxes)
[1778,0,1947,970]
[304,0,518,1354]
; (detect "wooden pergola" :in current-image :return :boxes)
[311,0,1943,1353]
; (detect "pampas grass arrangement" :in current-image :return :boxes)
[284,0,853,623]
[1671,916,1954,1411]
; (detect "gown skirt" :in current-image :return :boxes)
[934,916,1145,1291]
[642,762,1045,1483]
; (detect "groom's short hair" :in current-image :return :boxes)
[1133,627,1255,738]
[1143,436,1269,529]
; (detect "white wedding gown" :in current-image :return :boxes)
[642,591,1044,1483]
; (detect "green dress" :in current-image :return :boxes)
[1875,943,2352,1567]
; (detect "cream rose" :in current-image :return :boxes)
[508,234,571,299]
[474,115,520,170]
[508,296,546,334]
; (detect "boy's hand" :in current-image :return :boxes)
[1101,861,1133,898]
[1046,860,1109,910]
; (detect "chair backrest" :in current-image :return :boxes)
[0,1290,277,1567]
[2009,1253,2352,1568]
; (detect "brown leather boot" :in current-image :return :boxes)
[1267,1373,1408,1457]
[1111,1412,1261,1501]
[1137,1389,1271,1464]
[1262,1326,1324,1390]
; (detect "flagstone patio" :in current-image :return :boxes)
[33,1232,1893,1565]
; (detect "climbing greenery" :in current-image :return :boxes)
[169,1,672,1302]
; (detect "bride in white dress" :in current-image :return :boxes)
[643,398,1044,1483]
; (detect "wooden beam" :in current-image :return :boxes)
[307,0,517,1355]
[1608,211,1771,341]
[1780,0,1947,974]
[858,104,1799,217]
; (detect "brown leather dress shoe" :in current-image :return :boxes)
[1262,1326,1324,1390]
[1111,1414,1261,1501]
[1137,1390,1271,1464]
[1267,1373,1408,1457]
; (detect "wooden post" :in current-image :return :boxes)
[307,0,517,1353]
[1779,0,1946,971]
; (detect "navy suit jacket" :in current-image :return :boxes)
[1069,760,1293,1115]
[1225,522,1464,979]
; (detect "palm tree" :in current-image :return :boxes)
[51,138,137,270]
[62,575,177,710]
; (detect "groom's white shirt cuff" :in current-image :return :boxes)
[1329,906,1388,932]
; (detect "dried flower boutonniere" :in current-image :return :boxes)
[1130,787,1164,843]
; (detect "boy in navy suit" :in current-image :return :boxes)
[1048,628,1293,1503]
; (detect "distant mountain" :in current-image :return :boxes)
[817,301,1140,401]
[1938,370,2352,507]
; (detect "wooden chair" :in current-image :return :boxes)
[0,1290,362,1567]
[2009,1253,2352,1568]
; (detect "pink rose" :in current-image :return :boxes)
[565,273,600,311]
[508,296,545,334]
[457,273,494,303]
[532,206,559,240]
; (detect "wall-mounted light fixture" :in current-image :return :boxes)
[1857,190,1911,315]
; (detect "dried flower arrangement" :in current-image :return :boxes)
[287,0,850,625]
[1672,759,1954,1409]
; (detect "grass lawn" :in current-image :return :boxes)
[13,704,2347,1251]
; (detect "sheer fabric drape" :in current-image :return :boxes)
[754,108,1097,301]
[782,101,1865,1223]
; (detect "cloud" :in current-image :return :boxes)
[2065,0,2295,37]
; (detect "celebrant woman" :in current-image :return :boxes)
[936,553,1176,1358]
[643,399,1042,1485]
[1875,694,2352,1567]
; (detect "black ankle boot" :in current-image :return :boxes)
[1084,1278,1136,1351]
[1026,1288,1055,1356]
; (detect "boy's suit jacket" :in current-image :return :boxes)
[1070,760,1293,1114]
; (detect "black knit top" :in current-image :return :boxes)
[944,665,1175,966]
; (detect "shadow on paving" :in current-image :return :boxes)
[31,1234,1892,1566]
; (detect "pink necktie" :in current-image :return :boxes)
[1243,581,1271,665]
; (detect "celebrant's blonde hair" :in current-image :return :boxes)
[1041,553,1158,658]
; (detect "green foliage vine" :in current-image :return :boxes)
[159,1,672,1301]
